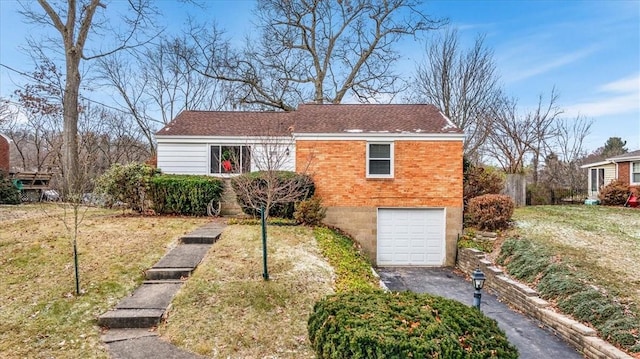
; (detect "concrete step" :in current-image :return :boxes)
[145,267,193,280]
[98,283,183,329]
[153,244,211,268]
[115,283,182,310]
[98,309,166,329]
[143,279,184,285]
[180,226,224,244]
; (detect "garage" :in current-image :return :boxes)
[377,208,445,266]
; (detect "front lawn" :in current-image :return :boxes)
[0,204,209,359]
[160,225,342,358]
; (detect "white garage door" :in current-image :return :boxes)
[377,208,445,266]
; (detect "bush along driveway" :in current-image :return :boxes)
[496,205,640,355]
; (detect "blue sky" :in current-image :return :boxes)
[1,0,639,152]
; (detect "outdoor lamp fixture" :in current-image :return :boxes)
[285,147,290,156]
[471,268,486,310]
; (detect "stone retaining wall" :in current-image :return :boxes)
[457,248,632,359]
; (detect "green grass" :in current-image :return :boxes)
[160,225,335,358]
[160,225,380,357]
[313,227,380,293]
[0,204,209,359]
[501,205,640,352]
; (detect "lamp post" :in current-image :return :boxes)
[471,268,486,310]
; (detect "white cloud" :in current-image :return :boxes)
[505,46,598,83]
[564,73,640,117]
[599,73,640,93]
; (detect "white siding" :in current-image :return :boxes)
[586,163,616,198]
[250,143,295,172]
[157,143,208,174]
[156,137,295,175]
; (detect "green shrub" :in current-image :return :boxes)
[598,179,629,206]
[0,170,20,205]
[231,171,314,218]
[498,237,640,351]
[149,174,224,216]
[466,194,514,230]
[308,291,518,359]
[94,163,157,212]
[457,238,494,253]
[294,196,326,226]
[497,238,552,283]
[313,227,378,293]
[463,162,505,207]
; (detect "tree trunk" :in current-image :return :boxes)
[62,46,81,196]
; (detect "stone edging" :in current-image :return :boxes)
[457,248,633,359]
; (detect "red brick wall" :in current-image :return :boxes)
[296,139,464,265]
[296,140,463,208]
[617,162,630,185]
[0,135,9,173]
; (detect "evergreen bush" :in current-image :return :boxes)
[498,237,640,351]
[149,175,224,216]
[308,291,518,358]
[94,163,157,212]
[466,194,514,230]
[0,170,20,205]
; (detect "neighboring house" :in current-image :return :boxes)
[156,104,465,266]
[0,133,10,173]
[581,149,640,198]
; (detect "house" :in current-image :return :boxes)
[0,133,10,173]
[581,149,640,198]
[156,104,465,266]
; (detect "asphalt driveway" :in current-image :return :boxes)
[377,267,584,359]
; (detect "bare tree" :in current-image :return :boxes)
[97,36,233,156]
[526,88,563,184]
[18,0,158,196]
[411,28,503,158]
[0,98,17,127]
[551,115,593,196]
[484,97,533,173]
[484,90,562,175]
[230,122,313,218]
[186,0,445,110]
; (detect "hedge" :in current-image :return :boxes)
[231,171,314,218]
[149,174,224,216]
[308,291,518,358]
[0,170,20,205]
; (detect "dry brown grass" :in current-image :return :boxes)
[511,205,640,306]
[0,203,209,359]
[160,225,335,358]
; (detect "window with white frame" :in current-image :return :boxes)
[367,142,393,178]
[210,145,251,174]
[632,161,640,184]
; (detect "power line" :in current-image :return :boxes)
[0,62,130,114]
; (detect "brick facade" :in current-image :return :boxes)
[296,140,463,265]
[618,162,630,184]
[0,135,9,173]
[616,162,639,194]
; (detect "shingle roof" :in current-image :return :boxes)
[156,104,463,137]
[607,149,640,162]
[156,111,293,137]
